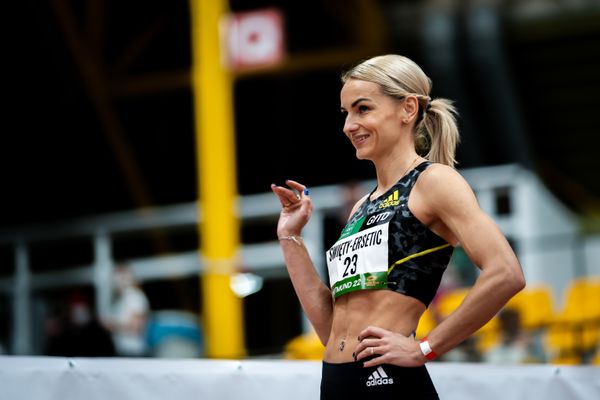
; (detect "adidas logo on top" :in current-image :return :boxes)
[366,366,394,387]
[378,190,400,209]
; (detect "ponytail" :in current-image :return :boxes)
[416,98,460,167]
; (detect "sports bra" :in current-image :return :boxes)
[326,161,454,307]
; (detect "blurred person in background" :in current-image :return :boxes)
[425,264,482,363]
[483,308,537,364]
[45,291,115,357]
[271,54,525,399]
[103,264,150,357]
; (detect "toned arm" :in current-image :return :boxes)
[271,180,336,345]
[279,238,334,344]
[416,165,526,356]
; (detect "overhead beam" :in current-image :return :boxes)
[86,0,106,58]
[51,0,153,209]
[110,14,170,76]
[110,70,190,97]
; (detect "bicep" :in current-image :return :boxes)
[447,208,515,271]
[425,169,515,271]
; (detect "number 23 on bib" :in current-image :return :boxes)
[326,216,390,298]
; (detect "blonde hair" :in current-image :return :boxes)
[341,54,460,167]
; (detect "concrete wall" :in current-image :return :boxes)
[0,357,598,400]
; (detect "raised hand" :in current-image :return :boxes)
[271,180,312,238]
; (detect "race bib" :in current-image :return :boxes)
[326,218,389,298]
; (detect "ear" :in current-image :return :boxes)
[402,95,419,123]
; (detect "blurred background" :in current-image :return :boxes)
[2,0,600,365]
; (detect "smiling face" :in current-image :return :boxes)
[340,79,405,161]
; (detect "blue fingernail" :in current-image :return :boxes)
[304,188,310,195]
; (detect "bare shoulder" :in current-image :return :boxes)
[418,163,468,186]
[416,163,478,212]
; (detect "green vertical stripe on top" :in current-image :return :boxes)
[338,216,365,240]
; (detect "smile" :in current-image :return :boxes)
[352,133,370,146]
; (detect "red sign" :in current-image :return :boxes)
[224,8,285,70]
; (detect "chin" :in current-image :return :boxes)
[355,148,371,161]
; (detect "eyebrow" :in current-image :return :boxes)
[351,97,370,108]
[341,97,371,111]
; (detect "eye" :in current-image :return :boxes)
[358,105,370,114]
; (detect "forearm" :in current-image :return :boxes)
[426,263,525,356]
[280,239,334,344]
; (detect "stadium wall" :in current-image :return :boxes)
[0,357,598,400]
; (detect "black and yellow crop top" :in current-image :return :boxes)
[326,161,454,307]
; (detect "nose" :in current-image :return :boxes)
[343,115,359,136]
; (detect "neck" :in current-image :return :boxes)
[372,149,421,197]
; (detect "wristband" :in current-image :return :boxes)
[419,337,438,361]
[278,235,303,246]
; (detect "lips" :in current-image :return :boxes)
[352,133,370,146]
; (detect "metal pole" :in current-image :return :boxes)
[302,211,326,333]
[190,0,245,358]
[93,231,113,321]
[12,242,31,355]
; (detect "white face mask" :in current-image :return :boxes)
[114,270,134,291]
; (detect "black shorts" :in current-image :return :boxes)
[320,359,439,400]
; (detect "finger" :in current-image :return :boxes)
[271,184,292,207]
[354,338,381,355]
[282,186,303,204]
[358,325,389,341]
[285,181,303,202]
[285,179,306,194]
[354,339,384,361]
[355,347,373,362]
[271,184,302,206]
[363,353,389,369]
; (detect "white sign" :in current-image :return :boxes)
[224,8,285,70]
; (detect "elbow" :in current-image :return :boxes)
[486,259,525,298]
[504,262,526,296]
[511,272,526,295]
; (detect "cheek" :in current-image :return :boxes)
[376,116,400,136]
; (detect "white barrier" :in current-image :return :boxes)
[0,357,598,400]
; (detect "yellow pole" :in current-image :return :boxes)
[190,0,245,358]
